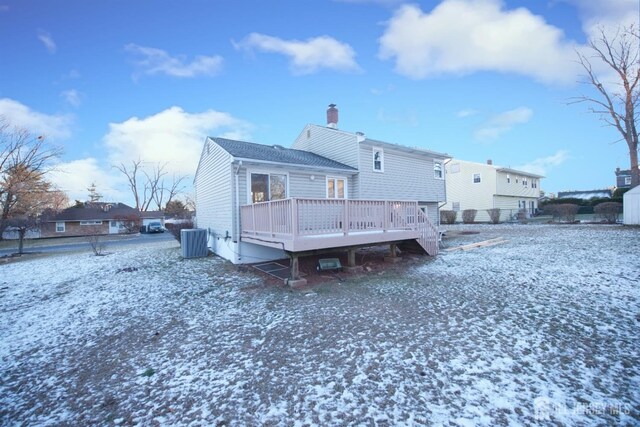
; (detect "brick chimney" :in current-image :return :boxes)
[327,104,338,129]
[487,159,493,165]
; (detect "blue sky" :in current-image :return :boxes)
[0,0,637,204]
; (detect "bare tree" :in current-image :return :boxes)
[114,160,187,211]
[0,119,62,238]
[84,225,106,256]
[572,26,640,187]
[114,159,144,210]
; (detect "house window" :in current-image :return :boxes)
[624,176,631,185]
[532,180,537,189]
[56,222,65,232]
[373,148,384,172]
[250,173,287,203]
[306,129,311,139]
[80,220,103,225]
[327,177,346,199]
[516,177,519,184]
[523,178,528,187]
[473,173,481,183]
[452,202,460,211]
[434,162,443,179]
[507,174,511,183]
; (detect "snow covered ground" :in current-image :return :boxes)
[1,224,638,425]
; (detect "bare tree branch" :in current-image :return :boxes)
[571,25,640,187]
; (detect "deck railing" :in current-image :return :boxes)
[241,198,438,255]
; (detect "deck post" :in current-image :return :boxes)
[286,252,307,288]
[384,243,402,263]
[343,248,363,274]
[268,202,273,236]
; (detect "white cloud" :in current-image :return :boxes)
[49,158,126,203]
[456,108,478,118]
[514,150,569,176]
[103,106,252,178]
[235,33,361,74]
[37,29,56,54]
[0,98,73,139]
[378,1,580,84]
[124,44,224,78]
[474,107,532,141]
[60,89,83,107]
[563,0,637,37]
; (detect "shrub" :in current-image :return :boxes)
[486,208,501,224]
[165,221,194,243]
[440,210,457,224]
[594,202,622,223]
[555,204,580,222]
[462,209,477,224]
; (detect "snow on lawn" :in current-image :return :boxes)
[1,225,639,425]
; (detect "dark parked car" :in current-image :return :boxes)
[147,222,165,233]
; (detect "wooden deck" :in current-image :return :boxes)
[240,198,439,255]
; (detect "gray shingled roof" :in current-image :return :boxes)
[44,203,162,222]
[211,137,356,171]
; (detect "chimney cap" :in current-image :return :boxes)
[328,103,337,108]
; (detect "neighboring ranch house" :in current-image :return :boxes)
[194,105,449,273]
[442,159,543,222]
[40,202,163,238]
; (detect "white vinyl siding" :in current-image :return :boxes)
[357,144,446,202]
[292,125,359,169]
[194,138,234,240]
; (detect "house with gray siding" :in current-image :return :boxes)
[194,105,449,281]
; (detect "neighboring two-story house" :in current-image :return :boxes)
[194,105,449,268]
[615,167,632,189]
[442,159,543,222]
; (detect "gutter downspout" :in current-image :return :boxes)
[234,160,243,262]
[439,158,452,227]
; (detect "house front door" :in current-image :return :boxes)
[109,220,120,234]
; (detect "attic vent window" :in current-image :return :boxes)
[306,129,311,139]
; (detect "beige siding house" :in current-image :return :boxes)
[194,105,449,267]
[442,159,543,222]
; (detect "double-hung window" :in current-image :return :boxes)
[473,173,481,184]
[434,162,443,179]
[372,148,384,172]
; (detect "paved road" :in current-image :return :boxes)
[0,232,175,257]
